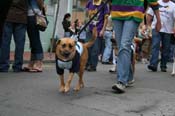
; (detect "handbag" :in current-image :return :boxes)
[29,2,48,31]
[35,12,48,31]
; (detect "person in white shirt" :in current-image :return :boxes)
[102,15,114,64]
[147,0,175,72]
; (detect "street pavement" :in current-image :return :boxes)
[0,62,175,116]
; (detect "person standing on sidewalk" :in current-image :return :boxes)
[0,0,28,72]
[85,0,109,71]
[23,0,46,72]
[111,0,161,93]
[0,0,13,48]
[62,13,73,37]
[147,0,175,72]
[101,15,114,64]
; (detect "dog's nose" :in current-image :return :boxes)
[63,52,70,57]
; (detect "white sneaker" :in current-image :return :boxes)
[109,65,116,73]
[141,58,148,64]
[112,82,126,93]
[126,79,135,87]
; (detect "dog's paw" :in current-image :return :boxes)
[80,82,84,88]
[59,86,65,93]
[74,82,84,91]
[74,86,80,91]
[64,85,70,93]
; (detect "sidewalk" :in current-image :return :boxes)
[10,52,55,62]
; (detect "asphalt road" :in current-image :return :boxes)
[0,63,175,116]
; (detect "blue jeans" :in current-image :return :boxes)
[113,20,139,85]
[27,16,43,60]
[169,44,175,61]
[102,30,112,62]
[0,22,26,71]
[87,30,102,68]
[64,32,71,37]
[149,29,171,69]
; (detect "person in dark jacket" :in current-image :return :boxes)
[62,13,73,37]
[0,0,13,47]
[0,0,28,72]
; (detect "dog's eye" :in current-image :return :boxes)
[62,44,66,48]
[69,44,73,49]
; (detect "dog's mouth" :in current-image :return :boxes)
[60,51,71,58]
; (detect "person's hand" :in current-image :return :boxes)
[99,29,105,37]
[155,21,161,32]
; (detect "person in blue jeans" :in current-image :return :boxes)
[102,15,113,64]
[0,0,27,72]
[147,0,175,72]
[85,0,109,71]
[111,0,161,93]
[23,0,46,72]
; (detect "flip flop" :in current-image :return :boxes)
[29,68,43,72]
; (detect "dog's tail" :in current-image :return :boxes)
[84,27,97,48]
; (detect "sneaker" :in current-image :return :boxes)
[147,65,157,72]
[0,70,8,73]
[109,69,116,73]
[13,68,24,72]
[109,65,116,73]
[126,79,135,87]
[87,67,96,72]
[112,82,126,93]
[102,61,113,65]
[141,58,148,64]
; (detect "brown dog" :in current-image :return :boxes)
[55,27,97,93]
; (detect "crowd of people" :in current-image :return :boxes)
[1,0,175,93]
[62,0,175,93]
[0,0,46,72]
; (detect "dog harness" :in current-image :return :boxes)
[56,42,83,75]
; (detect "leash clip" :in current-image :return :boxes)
[70,34,79,41]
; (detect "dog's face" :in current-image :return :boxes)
[56,38,76,61]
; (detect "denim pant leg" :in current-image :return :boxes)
[12,23,26,70]
[149,29,161,68]
[102,31,112,62]
[27,16,43,60]
[113,20,139,85]
[99,37,105,56]
[64,32,71,37]
[0,22,13,71]
[86,30,92,66]
[160,33,171,69]
[90,37,100,68]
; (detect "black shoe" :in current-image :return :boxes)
[0,70,8,73]
[102,61,113,65]
[109,69,116,73]
[147,65,157,72]
[13,69,24,72]
[87,67,96,72]
[161,68,167,72]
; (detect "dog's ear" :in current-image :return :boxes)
[57,39,61,45]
